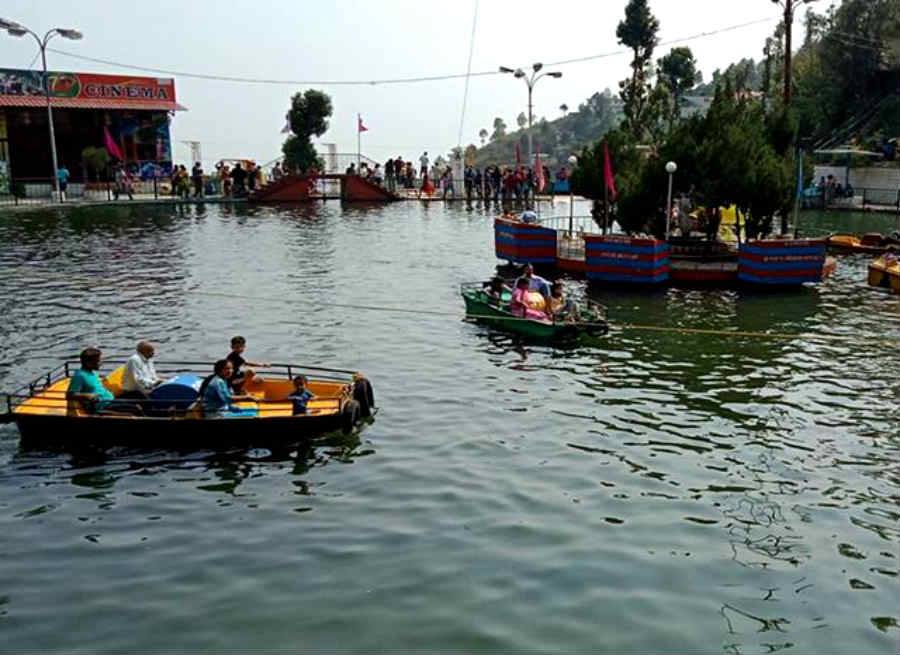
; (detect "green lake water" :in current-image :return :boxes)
[0,203,897,653]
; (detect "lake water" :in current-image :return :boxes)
[0,202,897,653]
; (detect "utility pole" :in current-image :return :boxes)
[774,0,814,107]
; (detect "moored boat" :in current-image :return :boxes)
[461,282,608,340]
[868,254,900,294]
[1,360,375,449]
[827,233,900,255]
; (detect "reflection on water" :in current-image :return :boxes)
[0,204,897,653]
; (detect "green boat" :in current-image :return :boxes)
[460,282,609,340]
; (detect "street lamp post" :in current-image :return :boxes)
[567,155,577,235]
[1,19,83,202]
[665,161,678,240]
[499,63,562,164]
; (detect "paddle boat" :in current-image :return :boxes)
[827,232,900,255]
[868,254,900,294]
[1,360,375,449]
[460,282,608,340]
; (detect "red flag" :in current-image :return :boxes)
[603,142,617,200]
[515,142,521,166]
[357,114,368,133]
[104,126,124,161]
[534,147,545,192]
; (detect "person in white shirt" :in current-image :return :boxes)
[419,152,429,176]
[121,341,163,399]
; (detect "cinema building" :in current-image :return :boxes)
[0,67,185,195]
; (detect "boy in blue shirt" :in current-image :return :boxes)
[288,375,315,415]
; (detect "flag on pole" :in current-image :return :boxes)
[281,111,291,134]
[603,142,618,201]
[358,114,368,133]
[104,126,124,161]
[534,146,545,193]
[515,142,521,166]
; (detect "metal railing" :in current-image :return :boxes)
[0,176,231,207]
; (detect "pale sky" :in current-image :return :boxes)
[0,0,822,167]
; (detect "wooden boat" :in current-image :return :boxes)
[461,282,608,340]
[827,233,900,255]
[868,255,900,294]
[1,360,375,449]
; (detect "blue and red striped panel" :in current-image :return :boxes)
[737,239,827,285]
[584,236,670,284]
[494,218,557,264]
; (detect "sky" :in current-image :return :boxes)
[0,0,823,167]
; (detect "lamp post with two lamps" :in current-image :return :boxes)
[499,63,562,165]
[0,19,83,202]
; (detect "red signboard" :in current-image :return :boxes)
[0,68,181,110]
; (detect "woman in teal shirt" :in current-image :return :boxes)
[202,359,256,417]
[67,347,114,413]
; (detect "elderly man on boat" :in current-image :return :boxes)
[120,341,163,400]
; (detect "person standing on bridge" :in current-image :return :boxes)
[419,151,429,177]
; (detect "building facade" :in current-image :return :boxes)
[0,68,185,193]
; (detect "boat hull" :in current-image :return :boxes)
[868,256,900,294]
[14,412,348,450]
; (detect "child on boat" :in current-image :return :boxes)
[202,359,256,417]
[549,282,576,322]
[510,278,551,322]
[226,336,269,391]
[288,375,315,415]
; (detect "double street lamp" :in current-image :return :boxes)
[499,63,562,165]
[0,19,83,201]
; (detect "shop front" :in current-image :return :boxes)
[0,68,185,196]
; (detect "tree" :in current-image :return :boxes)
[81,146,109,181]
[491,117,507,141]
[478,128,489,146]
[657,47,700,128]
[560,103,569,116]
[616,0,660,138]
[281,89,333,172]
[516,112,527,130]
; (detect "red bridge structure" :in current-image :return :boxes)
[249,174,400,203]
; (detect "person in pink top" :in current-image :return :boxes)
[510,278,551,322]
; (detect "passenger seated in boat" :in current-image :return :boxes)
[66,347,115,414]
[517,263,551,300]
[120,341,163,400]
[483,277,511,306]
[549,282,576,321]
[288,375,316,415]
[520,210,538,224]
[226,336,269,391]
[511,278,551,322]
[202,359,256,417]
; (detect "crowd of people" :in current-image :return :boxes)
[66,337,314,419]
[343,150,574,204]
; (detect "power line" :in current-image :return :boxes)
[457,0,479,150]
[45,16,778,88]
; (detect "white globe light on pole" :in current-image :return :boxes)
[567,155,578,235]
[665,161,678,239]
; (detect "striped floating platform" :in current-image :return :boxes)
[737,239,828,285]
[584,235,670,284]
[494,218,558,265]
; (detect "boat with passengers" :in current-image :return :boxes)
[461,281,608,340]
[1,359,375,449]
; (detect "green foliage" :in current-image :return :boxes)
[81,146,109,181]
[282,89,333,172]
[617,0,660,138]
[475,90,621,167]
[657,47,700,127]
[491,117,507,141]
